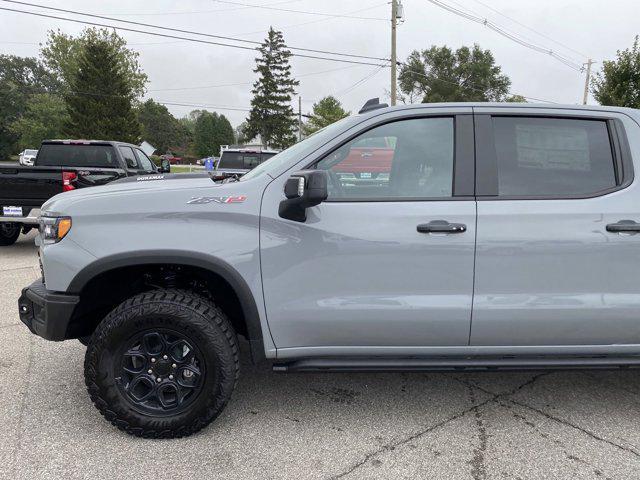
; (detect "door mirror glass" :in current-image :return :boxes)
[279,170,328,222]
[159,158,171,173]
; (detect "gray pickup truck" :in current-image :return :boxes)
[0,139,169,245]
[18,101,640,438]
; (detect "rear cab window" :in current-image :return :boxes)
[37,143,118,168]
[218,151,277,170]
[477,114,630,198]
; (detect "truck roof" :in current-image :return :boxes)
[356,102,640,119]
[42,139,140,148]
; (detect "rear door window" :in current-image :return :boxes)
[492,117,617,197]
[119,146,139,170]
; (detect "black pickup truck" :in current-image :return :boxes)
[0,140,170,246]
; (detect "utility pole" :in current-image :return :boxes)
[390,0,398,106]
[582,59,593,105]
[298,96,302,141]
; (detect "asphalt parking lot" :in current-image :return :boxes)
[2,232,640,479]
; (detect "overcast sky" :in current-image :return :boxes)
[1,0,639,127]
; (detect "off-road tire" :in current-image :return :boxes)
[84,289,239,438]
[0,223,21,246]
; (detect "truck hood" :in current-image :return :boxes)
[41,173,243,216]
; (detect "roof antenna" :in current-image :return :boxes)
[359,98,389,114]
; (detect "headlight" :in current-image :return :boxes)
[39,216,72,245]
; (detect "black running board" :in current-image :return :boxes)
[272,356,640,372]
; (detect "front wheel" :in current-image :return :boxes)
[84,289,239,438]
[0,222,21,246]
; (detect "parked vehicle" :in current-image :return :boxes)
[18,149,38,166]
[0,140,169,246]
[161,153,183,165]
[215,146,278,176]
[18,100,640,438]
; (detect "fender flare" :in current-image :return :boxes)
[67,250,266,363]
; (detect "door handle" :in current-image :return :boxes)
[606,220,640,233]
[417,220,466,234]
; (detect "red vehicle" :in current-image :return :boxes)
[161,154,183,165]
[331,136,394,180]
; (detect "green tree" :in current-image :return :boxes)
[215,114,235,150]
[9,94,68,149]
[505,94,528,103]
[235,121,249,144]
[398,44,512,103]
[193,111,235,157]
[303,96,350,135]
[41,28,147,97]
[0,55,59,158]
[245,27,299,149]
[64,35,141,142]
[194,111,217,157]
[592,36,640,108]
[137,99,184,153]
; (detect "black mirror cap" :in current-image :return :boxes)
[279,170,328,222]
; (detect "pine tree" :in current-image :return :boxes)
[245,27,299,149]
[64,36,140,142]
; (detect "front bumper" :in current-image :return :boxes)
[0,208,41,225]
[18,280,79,341]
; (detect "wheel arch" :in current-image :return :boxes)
[68,250,266,363]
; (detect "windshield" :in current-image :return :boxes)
[240,117,354,181]
[24,149,38,155]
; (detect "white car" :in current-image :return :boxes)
[18,149,38,166]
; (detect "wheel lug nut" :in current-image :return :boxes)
[157,377,162,383]
[169,375,174,380]
[147,369,153,374]
[172,363,177,369]
[163,355,168,360]
[151,358,156,363]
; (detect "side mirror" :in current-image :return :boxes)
[278,170,328,222]
[159,159,171,173]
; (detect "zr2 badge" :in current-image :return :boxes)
[187,195,247,205]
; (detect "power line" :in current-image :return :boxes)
[445,0,584,64]
[0,5,390,67]
[0,1,391,63]
[233,2,389,36]
[148,64,365,92]
[211,0,387,20]
[335,66,385,97]
[469,0,590,60]
[96,0,302,16]
[424,0,584,71]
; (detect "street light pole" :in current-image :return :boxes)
[391,0,397,106]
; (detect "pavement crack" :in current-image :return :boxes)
[329,397,493,480]
[468,385,488,480]
[507,397,640,459]
[9,335,34,477]
[328,374,547,480]
[461,374,640,461]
